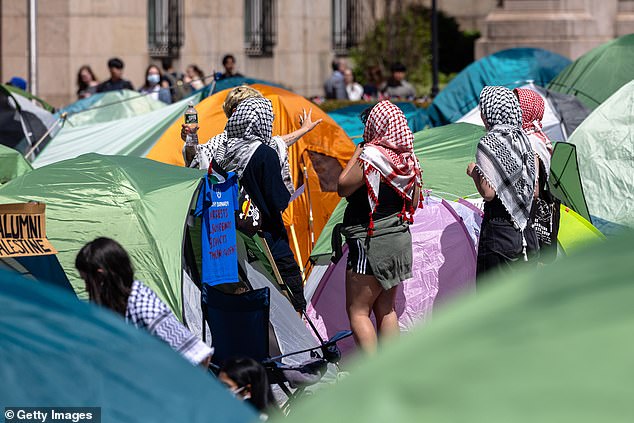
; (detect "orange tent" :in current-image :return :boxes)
[147,84,355,268]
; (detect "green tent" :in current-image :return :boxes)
[33,94,202,168]
[561,80,634,235]
[549,142,591,221]
[0,154,322,362]
[283,231,634,423]
[0,269,257,423]
[548,34,634,109]
[3,83,55,112]
[59,89,167,127]
[0,144,32,184]
[309,123,485,261]
[0,154,204,318]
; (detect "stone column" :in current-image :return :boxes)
[476,0,620,60]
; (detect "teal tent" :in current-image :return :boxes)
[0,144,32,184]
[32,94,202,168]
[0,154,204,316]
[548,34,634,110]
[328,102,429,142]
[283,231,634,423]
[56,89,167,127]
[558,80,634,235]
[426,48,571,126]
[0,269,257,422]
[200,76,287,98]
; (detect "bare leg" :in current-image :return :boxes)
[345,270,383,354]
[372,286,399,341]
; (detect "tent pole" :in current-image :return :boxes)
[260,237,324,343]
[289,223,304,276]
[28,0,38,96]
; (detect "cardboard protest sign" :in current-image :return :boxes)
[0,203,57,258]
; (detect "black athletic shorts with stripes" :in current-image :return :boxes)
[346,238,374,275]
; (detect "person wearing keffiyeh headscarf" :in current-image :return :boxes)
[337,100,422,354]
[467,86,539,281]
[76,237,213,367]
[221,96,307,312]
[181,86,322,195]
[514,87,560,263]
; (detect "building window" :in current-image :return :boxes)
[148,0,183,58]
[244,0,277,57]
[332,0,362,55]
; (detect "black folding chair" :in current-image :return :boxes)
[202,285,352,412]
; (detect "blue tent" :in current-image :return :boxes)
[0,268,257,422]
[0,255,73,292]
[426,48,571,127]
[328,102,429,143]
[200,76,287,98]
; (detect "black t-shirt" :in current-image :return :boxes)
[240,144,293,258]
[343,182,404,226]
[483,196,512,221]
[96,79,135,93]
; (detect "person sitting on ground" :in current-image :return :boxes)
[184,64,206,91]
[76,65,99,99]
[182,85,322,195]
[380,62,416,100]
[466,86,538,282]
[337,100,422,354]
[219,357,277,417]
[344,69,364,101]
[218,54,244,80]
[75,237,213,366]
[96,57,134,93]
[324,58,348,100]
[139,64,171,104]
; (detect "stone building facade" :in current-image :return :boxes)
[476,0,634,59]
[0,1,631,107]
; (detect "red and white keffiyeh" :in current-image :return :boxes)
[358,100,422,233]
[514,88,552,179]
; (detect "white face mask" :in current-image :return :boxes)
[230,386,250,400]
[147,74,160,85]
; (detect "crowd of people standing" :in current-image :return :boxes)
[75,54,245,104]
[324,58,418,101]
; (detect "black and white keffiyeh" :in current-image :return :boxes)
[475,86,536,231]
[220,97,275,177]
[190,132,228,170]
[190,132,294,194]
[126,280,213,365]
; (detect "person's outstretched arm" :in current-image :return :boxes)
[279,108,323,147]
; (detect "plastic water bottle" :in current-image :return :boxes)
[184,101,198,163]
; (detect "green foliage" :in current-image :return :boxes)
[350,5,432,92]
[349,5,479,97]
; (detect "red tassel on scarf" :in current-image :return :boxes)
[368,212,375,237]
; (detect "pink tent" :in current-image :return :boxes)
[306,197,479,355]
